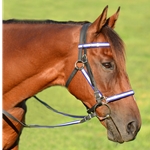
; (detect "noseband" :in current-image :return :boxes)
[3,23,134,128]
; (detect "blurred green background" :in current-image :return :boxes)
[3,0,150,149]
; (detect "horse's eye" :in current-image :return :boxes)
[102,62,114,70]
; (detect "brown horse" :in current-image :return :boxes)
[3,6,141,150]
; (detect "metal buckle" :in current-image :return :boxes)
[75,60,85,70]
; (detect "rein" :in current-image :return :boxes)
[3,23,134,128]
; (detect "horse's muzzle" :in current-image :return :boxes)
[106,118,140,143]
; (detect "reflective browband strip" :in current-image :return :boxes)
[78,42,110,49]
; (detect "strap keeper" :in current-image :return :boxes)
[94,90,103,103]
[80,112,96,123]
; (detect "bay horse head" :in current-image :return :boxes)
[66,6,141,143]
[3,5,141,149]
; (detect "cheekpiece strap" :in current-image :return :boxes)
[78,23,91,61]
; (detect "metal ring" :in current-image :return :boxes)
[96,103,111,121]
[75,60,85,70]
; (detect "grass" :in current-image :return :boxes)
[3,0,150,149]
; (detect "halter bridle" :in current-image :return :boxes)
[65,23,134,120]
[3,23,134,128]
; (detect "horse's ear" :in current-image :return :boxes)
[88,5,108,33]
[106,7,120,29]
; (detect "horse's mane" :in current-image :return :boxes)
[3,19,90,25]
[101,26,125,72]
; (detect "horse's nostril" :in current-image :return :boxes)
[127,121,137,135]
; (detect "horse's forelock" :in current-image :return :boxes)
[101,26,126,72]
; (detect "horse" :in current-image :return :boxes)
[3,6,141,150]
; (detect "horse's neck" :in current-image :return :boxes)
[3,23,81,108]
[28,23,81,86]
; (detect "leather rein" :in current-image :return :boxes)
[3,23,134,128]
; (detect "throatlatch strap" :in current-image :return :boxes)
[65,68,78,87]
[65,23,91,87]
